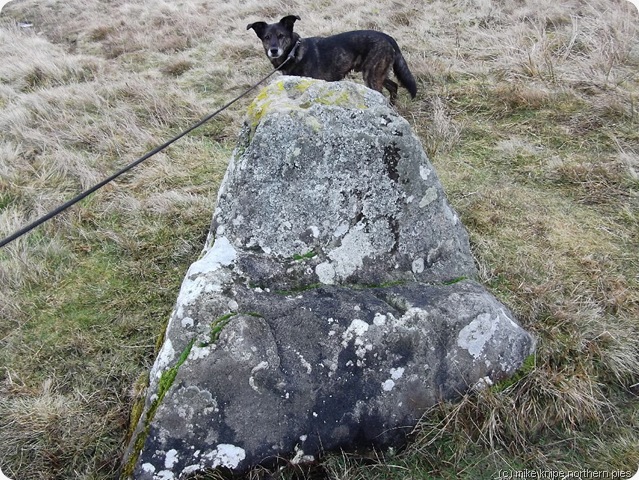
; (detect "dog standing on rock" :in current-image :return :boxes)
[247,15,417,103]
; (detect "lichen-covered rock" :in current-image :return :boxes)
[122,77,535,479]
[215,77,476,289]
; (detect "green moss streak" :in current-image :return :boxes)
[491,353,536,393]
[209,313,236,344]
[123,338,195,477]
[292,250,317,261]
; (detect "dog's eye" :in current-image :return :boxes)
[264,34,271,40]
[277,33,284,39]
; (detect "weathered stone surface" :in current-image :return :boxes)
[123,77,535,479]
[214,78,476,289]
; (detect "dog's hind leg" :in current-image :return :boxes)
[362,45,395,100]
[383,79,399,104]
[363,62,391,93]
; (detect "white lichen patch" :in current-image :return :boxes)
[333,223,349,238]
[181,317,194,328]
[142,463,156,473]
[382,367,405,392]
[382,379,395,391]
[175,274,218,312]
[171,236,236,310]
[150,338,175,380]
[203,444,246,469]
[316,225,375,284]
[156,470,175,480]
[373,313,387,326]
[411,257,425,274]
[188,236,237,277]
[251,361,269,373]
[181,465,202,476]
[189,343,212,361]
[165,449,179,469]
[419,164,432,180]
[295,351,312,374]
[342,319,373,364]
[308,225,320,238]
[315,262,336,284]
[457,313,498,359]
[354,340,373,363]
[419,187,438,208]
[249,361,269,393]
[442,202,459,225]
[342,319,370,347]
[473,376,494,391]
[248,377,259,393]
[291,444,315,465]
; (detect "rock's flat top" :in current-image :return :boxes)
[123,77,535,479]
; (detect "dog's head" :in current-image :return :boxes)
[247,15,300,60]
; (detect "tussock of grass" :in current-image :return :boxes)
[1,0,638,478]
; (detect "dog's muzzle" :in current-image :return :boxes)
[268,48,283,59]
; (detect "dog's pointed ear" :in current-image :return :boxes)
[247,21,267,38]
[279,15,301,32]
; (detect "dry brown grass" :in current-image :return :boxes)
[1,0,638,478]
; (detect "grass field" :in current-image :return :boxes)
[0,0,638,478]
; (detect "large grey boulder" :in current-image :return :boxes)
[123,77,535,479]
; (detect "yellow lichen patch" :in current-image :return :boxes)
[247,78,372,130]
[290,78,315,94]
[246,86,276,128]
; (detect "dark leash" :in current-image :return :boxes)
[0,46,299,249]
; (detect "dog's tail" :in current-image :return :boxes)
[393,52,417,98]
[387,36,417,98]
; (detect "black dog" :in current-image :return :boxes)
[247,15,417,102]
